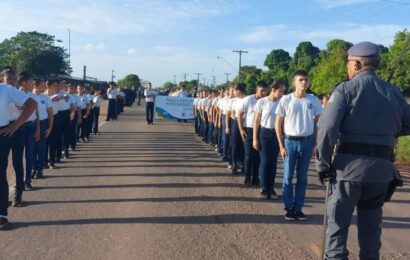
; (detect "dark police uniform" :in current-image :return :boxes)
[316,42,410,259]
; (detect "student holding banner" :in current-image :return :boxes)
[144,83,157,125]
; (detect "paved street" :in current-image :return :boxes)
[1,103,409,260]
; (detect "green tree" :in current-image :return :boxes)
[287,41,320,81]
[264,49,291,71]
[118,74,141,89]
[0,31,70,76]
[310,39,353,95]
[382,30,410,94]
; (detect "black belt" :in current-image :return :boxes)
[286,135,313,141]
[337,142,394,161]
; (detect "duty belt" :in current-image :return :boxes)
[285,135,313,141]
[337,142,394,161]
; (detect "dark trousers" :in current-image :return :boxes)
[34,119,48,171]
[259,128,279,195]
[145,101,154,123]
[92,107,100,134]
[244,127,260,182]
[48,114,60,164]
[57,110,70,158]
[195,112,200,134]
[70,115,78,149]
[222,115,231,163]
[78,109,88,139]
[106,99,117,120]
[11,124,26,195]
[86,110,92,138]
[230,119,244,167]
[218,117,223,153]
[24,122,36,183]
[0,126,11,216]
[208,123,214,145]
[202,113,209,143]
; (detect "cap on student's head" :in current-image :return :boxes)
[348,41,380,57]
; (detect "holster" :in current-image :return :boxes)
[384,169,404,203]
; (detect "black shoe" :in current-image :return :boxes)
[84,137,89,142]
[0,216,9,230]
[81,138,87,143]
[244,178,252,187]
[260,189,270,199]
[25,182,34,190]
[48,163,55,169]
[271,190,278,199]
[295,211,308,221]
[284,208,297,221]
[12,194,22,207]
[251,179,260,186]
[37,170,43,178]
[31,170,37,179]
[221,156,227,162]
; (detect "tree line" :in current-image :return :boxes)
[163,30,409,97]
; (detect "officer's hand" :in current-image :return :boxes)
[0,124,18,137]
[253,140,260,151]
[279,146,287,160]
[45,127,52,138]
[317,171,336,185]
[35,128,40,142]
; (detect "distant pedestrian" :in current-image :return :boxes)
[144,83,157,125]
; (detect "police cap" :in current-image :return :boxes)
[348,41,380,57]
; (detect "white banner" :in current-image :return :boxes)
[154,96,194,120]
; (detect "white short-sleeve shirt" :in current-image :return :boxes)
[255,97,280,129]
[59,91,73,111]
[78,94,90,110]
[144,89,157,102]
[241,95,258,128]
[50,94,61,115]
[275,93,322,136]
[231,97,244,119]
[36,93,52,121]
[0,84,29,127]
[108,88,117,99]
[93,96,103,107]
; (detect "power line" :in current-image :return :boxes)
[232,49,248,83]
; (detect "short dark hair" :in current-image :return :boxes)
[1,68,15,77]
[293,70,309,79]
[234,83,246,93]
[17,71,32,86]
[269,80,286,91]
[359,55,380,70]
[46,78,58,87]
[256,80,268,89]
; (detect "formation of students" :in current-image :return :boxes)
[0,68,108,227]
[193,70,323,221]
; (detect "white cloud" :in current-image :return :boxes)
[127,48,138,55]
[315,0,378,8]
[82,43,106,51]
[239,23,409,48]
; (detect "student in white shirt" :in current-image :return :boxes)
[253,81,285,199]
[57,80,75,160]
[192,94,200,134]
[144,83,157,125]
[92,90,103,134]
[68,84,82,150]
[238,81,268,187]
[105,83,118,121]
[46,79,61,169]
[0,69,36,215]
[227,84,246,174]
[32,79,53,179]
[77,85,91,142]
[17,72,41,190]
[275,70,322,221]
[221,87,234,166]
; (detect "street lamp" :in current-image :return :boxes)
[67,28,71,73]
[216,56,239,73]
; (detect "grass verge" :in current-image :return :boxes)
[397,136,410,165]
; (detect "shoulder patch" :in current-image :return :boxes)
[330,79,349,96]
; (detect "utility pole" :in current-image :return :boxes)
[67,28,71,73]
[173,74,177,86]
[194,72,202,90]
[111,70,115,82]
[232,49,248,83]
[224,72,231,84]
[212,76,216,88]
[182,73,189,83]
[203,77,206,86]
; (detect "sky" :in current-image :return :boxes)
[0,0,409,86]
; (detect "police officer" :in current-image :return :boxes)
[105,83,118,121]
[92,90,103,135]
[316,42,410,259]
[0,82,36,228]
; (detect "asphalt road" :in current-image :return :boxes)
[1,102,409,260]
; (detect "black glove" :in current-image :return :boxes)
[317,170,336,185]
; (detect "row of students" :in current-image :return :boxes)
[0,68,103,228]
[193,70,322,221]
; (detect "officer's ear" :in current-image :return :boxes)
[354,60,362,71]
